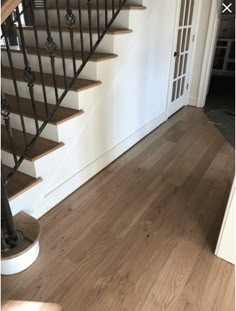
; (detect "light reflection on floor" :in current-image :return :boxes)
[2,300,62,311]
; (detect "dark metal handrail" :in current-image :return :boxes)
[1,0,128,251]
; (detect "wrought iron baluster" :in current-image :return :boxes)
[16,6,39,133]
[1,229,8,252]
[22,0,33,26]
[56,0,67,88]
[1,22,28,146]
[96,0,100,39]
[77,0,85,61]
[66,1,77,75]
[1,174,24,249]
[0,0,128,186]
[1,93,18,165]
[28,0,49,117]
[43,0,59,102]
[5,13,18,46]
[87,0,93,51]
[105,0,108,27]
[112,0,115,17]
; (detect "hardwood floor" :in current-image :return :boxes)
[2,107,235,311]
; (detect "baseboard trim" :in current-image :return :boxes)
[27,112,167,219]
[188,97,198,107]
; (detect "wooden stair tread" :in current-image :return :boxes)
[2,66,102,91]
[46,4,146,10]
[19,25,133,34]
[2,165,42,200]
[1,125,64,161]
[5,94,84,125]
[1,212,40,259]
[1,46,118,62]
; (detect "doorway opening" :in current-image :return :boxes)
[204,2,235,148]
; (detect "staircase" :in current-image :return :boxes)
[1,0,147,220]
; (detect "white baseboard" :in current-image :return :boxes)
[26,112,167,219]
[188,96,198,107]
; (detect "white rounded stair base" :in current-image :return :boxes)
[1,212,41,275]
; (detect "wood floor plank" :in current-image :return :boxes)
[1,107,234,311]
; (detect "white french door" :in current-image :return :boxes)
[167,0,195,118]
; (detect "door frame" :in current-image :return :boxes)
[166,0,202,117]
[196,0,221,108]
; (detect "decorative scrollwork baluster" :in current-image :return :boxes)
[23,65,39,132]
[45,36,57,57]
[44,0,59,102]
[1,94,10,124]
[16,6,39,133]
[66,8,76,27]
[1,21,28,146]
[66,3,77,75]
[28,0,49,117]
[45,36,58,102]
[56,0,67,88]
[1,93,18,165]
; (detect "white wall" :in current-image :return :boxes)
[24,0,178,218]
[215,178,236,265]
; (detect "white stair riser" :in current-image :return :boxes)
[2,114,59,142]
[2,150,36,177]
[10,182,44,216]
[2,143,65,179]
[2,77,102,111]
[2,110,85,143]
[1,78,81,109]
[34,8,130,29]
[18,29,115,53]
[1,51,99,80]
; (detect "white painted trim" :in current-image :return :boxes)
[197,0,221,108]
[27,112,167,219]
[188,96,198,107]
[186,0,203,105]
[215,178,235,265]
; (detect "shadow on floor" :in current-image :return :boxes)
[205,76,235,148]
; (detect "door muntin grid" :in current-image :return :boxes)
[172,0,194,102]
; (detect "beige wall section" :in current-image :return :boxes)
[188,0,213,107]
